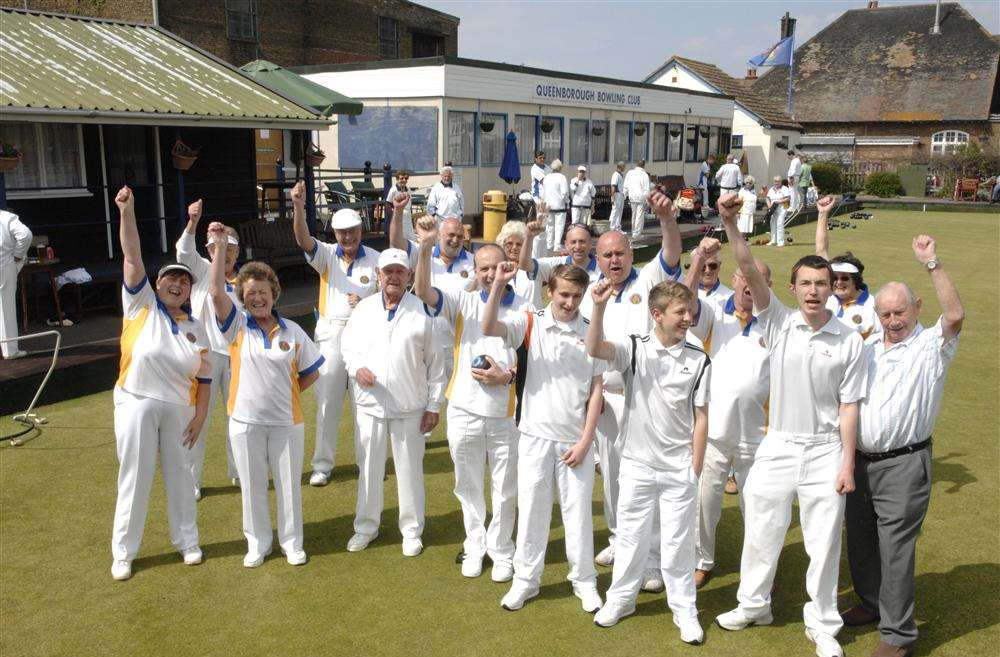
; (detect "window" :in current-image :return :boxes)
[569,119,589,164]
[412,32,444,58]
[104,125,151,187]
[708,126,719,158]
[539,117,562,160]
[591,120,609,163]
[632,123,649,162]
[378,16,399,59]
[931,130,969,156]
[0,122,87,196]
[513,115,537,165]
[479,113,507,166]
[652,123,668,161]
[225,0,258,42]
[684,124,699,162]
[730,134,744,149]
[447,111,476,166]
[668,124,683,161]
[719,127,732,154]
[338,106,438,172]
[697,125,710,161]
[614,121,631,162]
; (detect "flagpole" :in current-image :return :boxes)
[786,33,795,117]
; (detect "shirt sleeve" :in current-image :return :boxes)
[754,290,791,352]
[217,306,246,345]
[639,249,682,285]
[688,299,717,343]
[9,214,33,258]
[609,338,631,372]
[925,317,960,378]
[304,236,333,274]
[340,308,364,378]
[425,287,462,324]
[426,185,439,216]
[296,327,326,378]
[694,357,711,407]
[838,331,867,404]
[121,276,155,319]
[501,310,531,349]
[175,230,210,282]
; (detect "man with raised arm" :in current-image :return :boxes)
[517,218,600,301]
[713,193,867,657]
[840,235,963,657]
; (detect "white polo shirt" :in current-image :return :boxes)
[531,163,551,199]
[541,172,569,210]
[755,290,867,442]
[690,295,770,443]
[218,308,324,426]
[342,292,447,419]
[512,270,543,310]
[530,255,601,287]
[608,333,711,469]
[610,170,624,196]
[698,279,733,310]
[306,240,380,340]
[405,240,476,355]
[766,185,790,208]
[117,278,212,407]
[570,178,597,207]
[578,252,682,391]
[859,318,958,453]
[385,184,415,240]
[501,307,605,443]
[426,286,531,418]
[827,285,881,340]
[426,181,464,219]
[175,230,241,355]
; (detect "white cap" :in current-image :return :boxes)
[206,234,239,249]
[577,165,587,172]
[377,248,410,270]
[331,208,363,230]
[830,262,860,274]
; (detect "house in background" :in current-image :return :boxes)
[645,55,803,184]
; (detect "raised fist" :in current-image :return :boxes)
[534,200,550,219]
[392,191,410,211]
[493,261,517,288]
[716,192,741,224]
[648,191,678,223]
[591,279,613,305]
[115,186,134,211]
[188,199,203,224]
[912,234,936,265]
[415,215,438,247]
[526,219,544,237]
[206,221,227,245]
[696,236,722,258]
[290,180,306,210]
[816,195,837,216]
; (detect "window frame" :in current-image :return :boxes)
[514,114,538,165]
[590,119,610,164]
[446,110,477,167]
[568,119,590,165]
[3,122,90,199]
[667,123,683,161]
[225,0,259,43]
[478,112,508,167]
[730,134,744,149]
[378,16,400,59]
[614,120,633,163]
[631,122,650,163]
[652,123,668,162]
[930,129,970,156]
[684,124,699,162]
[539,115,564,161]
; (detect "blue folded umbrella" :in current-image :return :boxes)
[499,131,521,184]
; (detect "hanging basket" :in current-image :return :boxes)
[633,125,646,136]
[669,127,681,138]
[591,126,605,136]
[305,144,326,168]
[0,154,21,174]
[171,140,200,171]
[540,120,555,134]
[699,126,710,138]
[479,120,495,133]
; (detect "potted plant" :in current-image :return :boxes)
[171,140,200,171]
[0,143,22,174]
[669,126,681,138]
[479,119,495,133]
[633,124,646,137]
[540,119,555,134]
[305,143,326,168]
[591,125,605,136]
[699,126,710,138]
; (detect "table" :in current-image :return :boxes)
[18,258,65,330]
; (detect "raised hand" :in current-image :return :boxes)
[356,367,377,388]
[534,200,550,219]
[115,186,134,212]
[816,195,837,217]
[912,234,936,265]
[591,279,613,306]
[648,190,678,222]
[188,199,203,224]
[415,215,438,247]
[206,221,228,247]
[393,191,411,211]
[493,261,518,289]
[716,192,741,225]
[290,180,306,210]
[696,236,721,258]
[526,219,544,237]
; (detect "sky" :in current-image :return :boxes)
[419,0,1000,81]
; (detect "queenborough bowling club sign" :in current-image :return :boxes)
[534,81,642,108]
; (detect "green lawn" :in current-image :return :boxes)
[2,209,998,656]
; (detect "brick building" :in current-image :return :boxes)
[19,0,459,67]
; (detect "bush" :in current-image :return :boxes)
[811,163,844,194]
[864,171,904,197]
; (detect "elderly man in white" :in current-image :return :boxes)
[787,150,803,212]
[715,155,743,197]
[570,166,597,226]
[0,209,32,359]
[623,160,652,242]
[765,176,791,247]
[540,159,570,256]
[609,162,626,232]
[427,166,464,223]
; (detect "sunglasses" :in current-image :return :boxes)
[702,262,720,271]
[834,275,854,283]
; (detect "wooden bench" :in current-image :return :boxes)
[238,219,304,273]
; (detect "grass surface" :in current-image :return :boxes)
[2,209,998,656]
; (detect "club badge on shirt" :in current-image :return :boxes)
[279,341,291,352]
[185,332,197,343]
[630,294,641,304]
[460,271,469,278]
[360,275,370,284]
[852,314,862,324]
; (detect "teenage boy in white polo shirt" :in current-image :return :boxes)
[291,182,380,488]
[586,279,710,645]
[713,193,867,657]
[412,217,533,582]
[481,262,605,614]
[341,248,447,557]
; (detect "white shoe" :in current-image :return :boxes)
[640,569,665,593]
[805,628,844,657]
[500,581,539,611]
[675,615,705,645]
[460,553,483,578]
[243,547,272,568]
[715,607,774,631]
[180,547,203,565]
[347,533,376,553]
[194,487,202,501]
[594,600,635,628]
[3,350,27,360]
[595,544,615,567]
[309,470,330,487]
[402,538,423,557]
[231,477,240,487]
[491,561,514,583]
[573,583,603,613]
[111,559,132,580]
[284,549,308,566]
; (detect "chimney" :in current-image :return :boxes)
[867,1,878,8]
[780,12,797,39]
[746,68,758,80]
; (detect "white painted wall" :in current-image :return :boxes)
[647,63,719,95]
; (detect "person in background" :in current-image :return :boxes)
[427,166,464,223]
[765,176,790,247]
[530,150,550,201]
[798,155,813,209]
[540,159,570,256]
[0,208,32,359]
[698,154,716,208]
[609,162,626,232]
[570,166,597,226]
[624,159,652,242]
[384,170,414,240]
[737,175,757,238]
[519,220,600,290]
[787,150,803,212]
[715,155,743,196]
[692,234,732,309]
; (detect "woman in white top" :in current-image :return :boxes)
[737,176,757,236]
[110,186,213,581]
[765,176,791,246]
[206,223,325,568]
[496,220,543,308]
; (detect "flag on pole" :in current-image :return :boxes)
[748,36,794,67]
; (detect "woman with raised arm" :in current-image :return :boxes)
[110,186,212,581]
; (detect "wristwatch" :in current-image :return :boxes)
[925,259,939,271]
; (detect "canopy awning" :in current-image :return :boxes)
[241,60,363,117]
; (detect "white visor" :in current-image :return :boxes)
[206,235,239,248]
[830,262,860,274]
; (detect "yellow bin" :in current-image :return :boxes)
[482,190,507,241]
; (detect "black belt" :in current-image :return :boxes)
[857,437,932,462]
[571,204,592,209]
[721,186,738,191]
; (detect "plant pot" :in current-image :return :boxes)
[699,126,710,138]
[591,127,605,136]
[669,128,681,138]
[172,153,198,171]
[540,121,555,134]
[0,155,21,173]
[305,152,325,168]
[479,121,495,133]
[633,126,646,136]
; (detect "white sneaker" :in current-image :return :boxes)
[715,607,774,631]
[3,350,27,360]
[675,615,705,645]
[180,547,203,565]
[309,471,330,487]
[231,477,240,488]
[284,549,308,566]
[346,533,376,553]
[491,561,514,583]
[640,569,665,593]
[402,538,423,557]
[111,559,132,580]
[594,600,635,628]
[500,581,539,611]
[594,544,615,567]
[573,583,603,613]
[243,547,272,568]
[805,628,844,657]
[194,487,202,502]
[460,553,483,578]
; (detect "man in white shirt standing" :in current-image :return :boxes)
[570,166,597,226]
[609,162,626,232]
[427,166,464,223]
[841,235,963,657]
[624,160,652,242]
[715,155,743,196]
[787,150,803,212]
[540,159,570,256]
[765,176,791,247]
[0,209,32,359]
[341,248,447,558]
[530,150,550,201]
[714,193,867,657]
[698,154,715,208]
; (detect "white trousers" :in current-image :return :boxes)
[571,207,592,226]
[737,437,846,636]
[512,432,597,588]
[595,391,625,547]
[446,405,518,565]
[769,205,787,246]
[605,456,699,620]
[700,186,709,208]
[353,413,425,539]
[229,419,305,555]
[788,180,801,211]
[609,193,624,232]
[695,436,761,571]
[312,323,351,473]
[0,260,21,357]
[111,388,198,561]
[545,209,567,254]
[629,201,647,241]
[188,351,237,488]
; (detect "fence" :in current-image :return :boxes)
[843,161,886,191]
